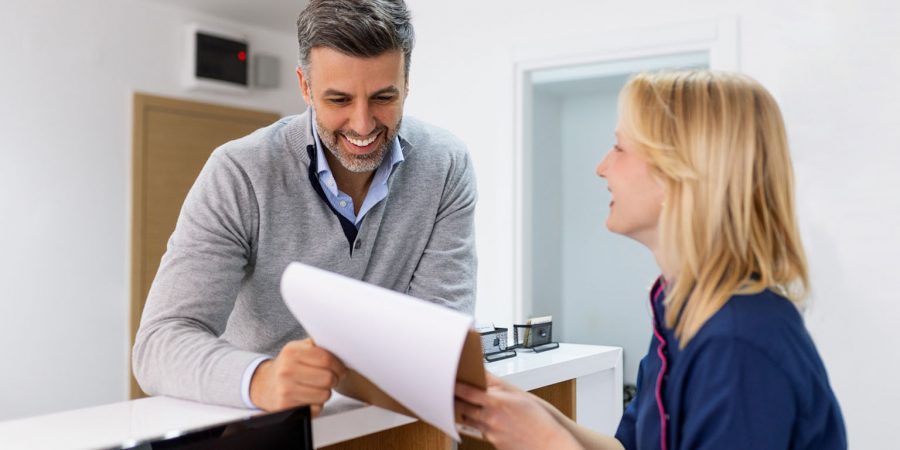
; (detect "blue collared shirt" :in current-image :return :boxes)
[310,110,404,226]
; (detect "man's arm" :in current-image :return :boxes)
[132,150,266,407]
[133,149,346,411]
[406,149,477,314]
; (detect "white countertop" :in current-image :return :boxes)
[0,343,622,449]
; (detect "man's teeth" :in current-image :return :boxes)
[346,134,378,147]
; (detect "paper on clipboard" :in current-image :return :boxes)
[279,262,486,440]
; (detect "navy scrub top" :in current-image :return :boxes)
[615,278,847,450]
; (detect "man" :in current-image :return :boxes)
[132,0,476,415]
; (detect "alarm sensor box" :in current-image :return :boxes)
[185,24,249,93]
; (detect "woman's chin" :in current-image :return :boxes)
[605,218,620,234]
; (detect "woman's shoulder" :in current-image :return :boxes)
[672,290,846,448]
[695,288,805,347]
[685,288,830,390]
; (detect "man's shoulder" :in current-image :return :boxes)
[398,115,468,159]
[212,115,307,169]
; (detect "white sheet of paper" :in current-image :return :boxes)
[280,262,473,440]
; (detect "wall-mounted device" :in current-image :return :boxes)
[185,23,249,93]
[253,53,281,89]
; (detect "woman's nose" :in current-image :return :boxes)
[596,151,611,178]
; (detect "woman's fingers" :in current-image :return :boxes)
[456,378,580,450]
[486,372,504,387]
[455,381,487,405]
[455,399,483,425]
[486,373,521,393]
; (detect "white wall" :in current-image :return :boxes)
[406,0,900,447]
[559,88,659,385]
[529,90,564,330]
[0,0,303,420]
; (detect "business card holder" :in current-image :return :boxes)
[479,327,517,362]
[512,321,559,353]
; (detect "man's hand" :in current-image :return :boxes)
[249,339,346,416]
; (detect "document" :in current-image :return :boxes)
[280,262,485,440]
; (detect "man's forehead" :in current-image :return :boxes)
[306,47,406,92]
[307,47,404,68]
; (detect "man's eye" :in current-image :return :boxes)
[374,96,395,103]
[328,98,349,105]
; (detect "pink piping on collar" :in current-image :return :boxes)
[650,276,669,450]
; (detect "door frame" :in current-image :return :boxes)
[511,18,740,321]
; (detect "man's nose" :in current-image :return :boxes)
[348,102,377,136]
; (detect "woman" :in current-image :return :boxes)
[455,70,847,449]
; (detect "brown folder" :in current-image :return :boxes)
[333,330,487,423]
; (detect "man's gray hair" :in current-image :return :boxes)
[297,0,415,80]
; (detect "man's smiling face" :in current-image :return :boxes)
[298,47,407,173]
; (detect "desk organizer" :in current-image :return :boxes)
[512,321,560,353]
[480,327,517,362]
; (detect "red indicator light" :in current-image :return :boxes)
[238,51,247,62]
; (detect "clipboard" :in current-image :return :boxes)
[280,262,486,439]
[333,330,487,421]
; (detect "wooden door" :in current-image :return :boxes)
[131,93,280,398]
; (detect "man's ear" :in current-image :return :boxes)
[297,67,312,105]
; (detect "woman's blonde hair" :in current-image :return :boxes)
[619,70,809,347]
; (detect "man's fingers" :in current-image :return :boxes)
[284,340,347,378]
[327,355,347,378]
[284,364,341,390]
[279,383,333,406]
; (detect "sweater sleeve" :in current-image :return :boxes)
[676,338,795,449]
[132,150,267,408]
[405,150,477,315]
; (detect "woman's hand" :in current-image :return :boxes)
[455,373,582,450]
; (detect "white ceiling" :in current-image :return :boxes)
[146,0,308,34]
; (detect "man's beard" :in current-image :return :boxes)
[315,114,401,173]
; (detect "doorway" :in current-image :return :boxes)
[519,51,709,386]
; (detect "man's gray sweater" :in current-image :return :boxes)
[132,111,477,408]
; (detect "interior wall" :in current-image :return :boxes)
[0,0,303,420]
[529,90,564,330]
[529,83,659,385]
[558,88,658,385]
[405,0,900,447]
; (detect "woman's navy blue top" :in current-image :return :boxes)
[615,278,847,449]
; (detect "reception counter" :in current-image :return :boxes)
[0,343,622,449]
